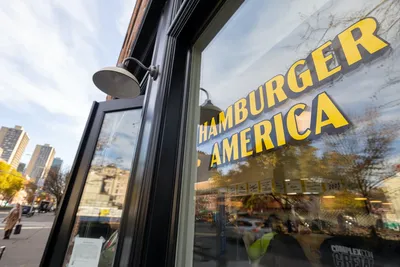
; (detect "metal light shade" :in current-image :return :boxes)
[200,99,222,125]
[93,66,140,98]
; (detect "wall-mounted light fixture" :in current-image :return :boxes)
[199,88,222,125]
[93,57,159,98]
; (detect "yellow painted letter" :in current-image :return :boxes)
[240,127,253,158]
[286,104,311,141]
[338,18,389,66]
[253,120,274,153]
[208,117,218,139]
[198,123,208,144]
[311,41,341,82]
[265,75,287,109]
[234,98,249,126]
[248,86,265,116]
[219,106,234,133]
[273,113,286,147]
[222,134,239,163]
[210,143,222,167]
[287,60,313,93]
[313,93,350,135]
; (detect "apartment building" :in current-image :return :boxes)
[25,144,56,183]
[0,125,30,169]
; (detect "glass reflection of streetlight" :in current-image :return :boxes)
[199,88,222,125]
[354,197,368,201]
[370,200,382,203]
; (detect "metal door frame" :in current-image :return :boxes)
[40,96,144,267]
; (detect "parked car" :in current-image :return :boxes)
[21,205,35,217]
[38,201,53,213]
[225,218,265,240]
[98,230,118,267]
[343,214,358,226]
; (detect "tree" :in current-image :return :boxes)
[43,168,69,207]
[323,108,399,213]
[24,181,38,204]
[0,162,25,204]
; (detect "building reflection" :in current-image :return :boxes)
[78,164,130,218]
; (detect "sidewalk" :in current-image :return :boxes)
[0,214,54,267]
[0,227,51,267]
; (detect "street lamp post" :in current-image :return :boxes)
[30,189,40,213]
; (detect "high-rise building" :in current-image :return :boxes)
[17,162,26,173]
[49,157,63,174]
[25,144,56,183]
[0,125,30,169]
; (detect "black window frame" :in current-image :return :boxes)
[119,1,234,266]
[40,96,145,267]
[40,0,234,266]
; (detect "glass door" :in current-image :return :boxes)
[41,97,144,267]
[63,108,142,267]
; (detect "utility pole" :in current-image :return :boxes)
[216,190,227,266]
[30,189,40,213]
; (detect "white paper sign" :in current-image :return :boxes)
[248,182,259,193]
[260,180,272,193]
[285,180,302,193]
[69,237,103,267]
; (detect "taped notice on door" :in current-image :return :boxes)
[69,237,103,267]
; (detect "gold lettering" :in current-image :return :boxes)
[253,120,274,153]
[287,60,313,93]
[222,134,239,163]
[249,86,265,116]
[311,41,341,82]
[338,18,389,66]
[286,104,311,140]
[314,93,350,135]
[265,75,287,108]
[240,128,253,158]
[198,123,208,144]
[219,106,234,133]
[210,143,221,167]
[234,98,248,126]
[273,113,286,147]
[208,117,218,139]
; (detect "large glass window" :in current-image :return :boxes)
[180,0,400,266]
[63,109,141,267]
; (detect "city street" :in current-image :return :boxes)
[0,211,54,267]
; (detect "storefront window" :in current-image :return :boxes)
[63,109,141,267]
[181,0,400,266]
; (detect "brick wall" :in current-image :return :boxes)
[106,0,151,101]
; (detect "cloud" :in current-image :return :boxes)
[0,1,104,120]
[0,1,135,166]
[117,0,137,36]
[92,109,142,169]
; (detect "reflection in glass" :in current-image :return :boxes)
[63,109,141,267]
[191,0,400,266]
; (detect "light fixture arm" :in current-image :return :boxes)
[122,57,159,80]
[200,88,210,101]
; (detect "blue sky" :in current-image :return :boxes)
[0,0,136,168]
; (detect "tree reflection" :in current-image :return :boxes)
[323,108,399,213]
